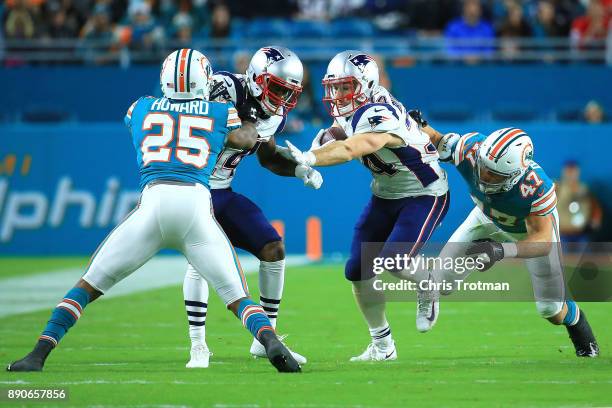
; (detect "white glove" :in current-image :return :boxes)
[437,132,461,163]
[275,144,295,161]
[295,164,323,189]
[285,140,316,166]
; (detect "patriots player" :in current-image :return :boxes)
[182,46,320,368]
[416,119,599,357]
[286,51,450,362]
[6,49,301,373]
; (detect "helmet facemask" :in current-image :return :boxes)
[255,72,302,116]
[476,155,523,194]
[322,76,368,117]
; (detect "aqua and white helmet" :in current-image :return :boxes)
[245,46,303,116]
[476,128,534,194]
[322,50,379,117]
[160,49,212,100]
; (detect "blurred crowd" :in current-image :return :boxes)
[2,0,610,52]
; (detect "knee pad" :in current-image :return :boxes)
[535,301,563,319]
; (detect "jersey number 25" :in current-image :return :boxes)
[141,113,213,169]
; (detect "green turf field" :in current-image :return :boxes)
[0,258,610,408]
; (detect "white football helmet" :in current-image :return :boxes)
[322,50,379,117]
[476,128,534,194]
[160,49,212,100]
[245,46,303,116]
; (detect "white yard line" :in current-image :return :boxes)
[0,255,309,318]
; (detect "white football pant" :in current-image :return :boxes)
[82,182,249,305]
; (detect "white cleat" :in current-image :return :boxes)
[349,341,397,362]
[250,335,307,365]
[186,344,212,368]
[416,288,439,333]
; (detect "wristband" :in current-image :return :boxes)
[501,242,518,258]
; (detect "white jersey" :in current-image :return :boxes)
[207,71,286,189]
[328,86,448,199]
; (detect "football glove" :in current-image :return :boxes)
[408,109,428,128]
[295,164,323,189]
[285,140,316,167]
[237,98,259,123]
[465,239,505,272]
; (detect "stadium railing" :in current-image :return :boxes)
[1,37,610,66]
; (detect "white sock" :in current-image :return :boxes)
[183,264,209,347]
[352,279,393,347]
[369,323,393,348]
[258,259,285,328]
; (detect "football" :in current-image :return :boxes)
[319,126,348,144]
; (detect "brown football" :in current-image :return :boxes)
[319,126,348,144]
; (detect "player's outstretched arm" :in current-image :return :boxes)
[258,137,323,189]
[257,136,299,177]
[518,213,554,257]
[227,122,258,150]
[287,132,403,167]
[466,214,554,269]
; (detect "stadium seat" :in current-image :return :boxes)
[290,20,330,38]
[329,19,375,38]
[427,104,474,122]
[246,19,291,40]
[491,104,539,122]
[21,106,73,123]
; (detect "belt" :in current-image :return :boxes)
[148,179,197,187]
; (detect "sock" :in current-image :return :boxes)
[352,279,391,344]
[259,260,284,328]
[237,298,274,340]
[369,323,393,348]
[40,287,90,347]
[563,300,580,326]
[183,266,209,347]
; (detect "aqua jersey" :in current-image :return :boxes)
[446,132,557,234]
[125,96,241,190]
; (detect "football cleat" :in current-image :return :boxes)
[349,341,397,362]
[7,340,53,372]
[186,344,212,368]
[416,287,439,333]
[258,331,301,373]
[7,353,45,372]
[250,335,307,365]
[567,311,599,358]
[575,342,600,358]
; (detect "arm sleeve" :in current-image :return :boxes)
[452,132,483,166]
[124,98,140,129]
[530,183,557,216]
[226,102,242,131]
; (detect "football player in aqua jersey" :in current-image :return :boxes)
[181,46,319,368]
[6,49,301,373]
[414,115,599,357]
[286,51,450,362]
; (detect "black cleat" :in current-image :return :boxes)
[7,354,44,372]
[567,310,599,358]
[259,331,301,373]
[7,340,54,372]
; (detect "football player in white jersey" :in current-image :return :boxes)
[286,51,450,362]
[182,46,320,368]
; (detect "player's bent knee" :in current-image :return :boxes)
[345,258,371,281]
[185,263,201,280]
[536,301,563,321]
[258,240,285,262]
[76,279,103,302]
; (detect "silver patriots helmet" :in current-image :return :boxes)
[245,46,303,116]
[322,50,379,117]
